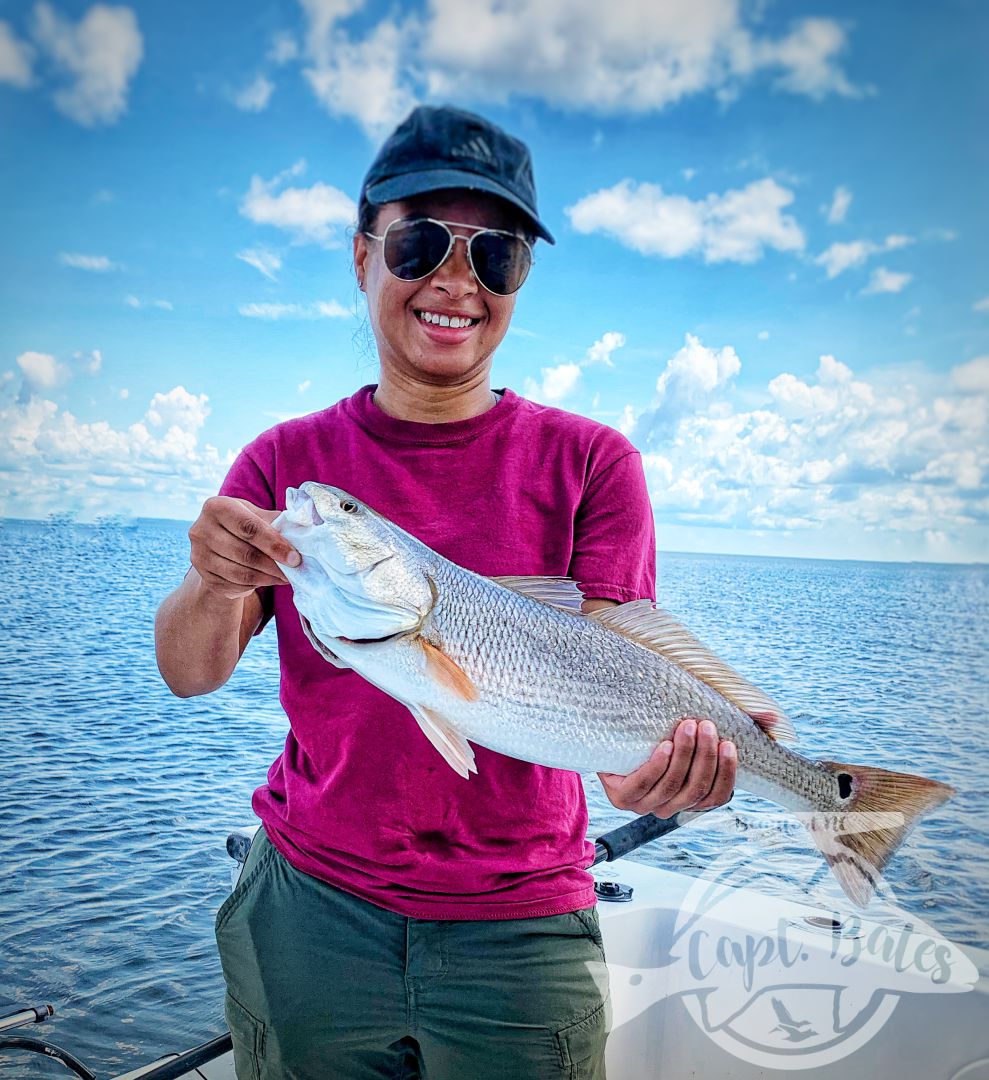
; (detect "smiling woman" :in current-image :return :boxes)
[153,103,735,1080]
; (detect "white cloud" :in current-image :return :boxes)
[618,403,636,436]
[31,2,143,127]
[240,159,356,247]
[268,31,299,65]
[757,330,770,340]
[298,379,312,394]
[629,345,988,542]
[124,295,173,310]
[566,178,804,263]
[236,248,282,281]
[824,184,852,224]
[17,350,67,390]
[59,252,118,271]
[118,387,128,399]
[238,299,352,319]
[523,362,582,404]
[76,348,102,373]
[649,334,741,434]
[420,0,861,112]
[862,267,913,295]
[585,331,626,367]
[814,234,913,278]
[0,385,230,520]
[299,0,416,138]
[0,20,34,87]
[951,356,989,394]
[973,296,989,314]
[230,74,274,112]
[146,385,210,432]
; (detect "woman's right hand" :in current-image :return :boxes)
[188,496,301,601]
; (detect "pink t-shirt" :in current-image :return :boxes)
[219,385,656,920]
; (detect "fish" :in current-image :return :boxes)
[272,481,955,908]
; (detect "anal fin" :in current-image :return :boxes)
[409,705,477,779]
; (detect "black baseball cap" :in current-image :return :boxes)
[360,105,555,245]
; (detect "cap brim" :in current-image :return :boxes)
[365,168,555,245]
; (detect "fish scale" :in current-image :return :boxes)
[274,482,956,907]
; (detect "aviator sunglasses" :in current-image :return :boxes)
[364,216,533,296]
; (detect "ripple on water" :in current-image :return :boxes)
[0,525,986,1078]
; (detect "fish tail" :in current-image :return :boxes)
[806,760,955,907]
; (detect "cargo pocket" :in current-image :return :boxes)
[554,997,611,1079]
[225,991,266,1080]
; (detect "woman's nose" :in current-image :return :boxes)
[430,235,478,297]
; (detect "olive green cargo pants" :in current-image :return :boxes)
[215,828,611,1079]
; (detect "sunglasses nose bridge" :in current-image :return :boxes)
[431,230,479,291]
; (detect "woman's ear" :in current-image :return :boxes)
[353,232,369,291]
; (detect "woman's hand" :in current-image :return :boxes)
[597,717,737,818]
[188,496,300,600]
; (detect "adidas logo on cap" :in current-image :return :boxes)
[450,135,497,166]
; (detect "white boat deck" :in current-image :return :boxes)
[154,852,989,1080]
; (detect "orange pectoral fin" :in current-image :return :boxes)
[420,639,480,702]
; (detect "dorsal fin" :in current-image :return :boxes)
[589,601,797,742]
[490,575,585,612]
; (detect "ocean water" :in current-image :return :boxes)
[0,517,986,1077]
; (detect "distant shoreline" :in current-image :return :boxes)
[2,516,985,569]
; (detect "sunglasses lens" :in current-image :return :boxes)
[382,219,450,280]
[470,232,531,295]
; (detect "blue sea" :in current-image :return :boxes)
[0,517,986,1077]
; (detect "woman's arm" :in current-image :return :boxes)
[154,496,298,697]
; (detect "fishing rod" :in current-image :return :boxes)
[1,810,702,1078]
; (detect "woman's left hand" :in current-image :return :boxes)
[597,717,737,818]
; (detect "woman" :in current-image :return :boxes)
[155,104,736,1080]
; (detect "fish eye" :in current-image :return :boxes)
[340,499,359,514]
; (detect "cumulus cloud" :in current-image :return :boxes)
[523,331,627,404]
[972,296,989,314]
[298,0,416,137]
[30,2,143,127]
[237,299,352,319]
[861,267,913,295]
[240,159,356,247]
[814,234,912,278]
[17,350,68,390]
[566,178,804,264]
[268,31,299,65]
[628,342,988,541]
[229,73,274,112]
[0,20,34,86]
[59,251,118,271]
[951,356,989,393]
[237,248,282,280]
[0,385,230,520]
[824,184,852,224]
[421,0,861,112]
[523,362,582,405]
[278,0,860,133]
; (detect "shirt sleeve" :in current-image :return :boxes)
[217,446,277,636]
[568,450,656,604]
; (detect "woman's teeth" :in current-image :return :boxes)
[416,310,479,329]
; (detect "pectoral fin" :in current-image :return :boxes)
[420,639,480,701]
[408,705,477,779]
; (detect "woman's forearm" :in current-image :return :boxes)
[154,569,259,697]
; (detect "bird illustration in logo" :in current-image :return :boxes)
[770,996,818,1042]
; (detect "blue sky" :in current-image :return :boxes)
[2,0,987,562]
